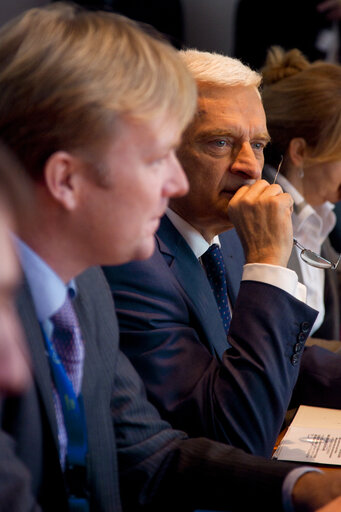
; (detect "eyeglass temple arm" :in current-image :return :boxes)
[293,238,304,251]
[332,253,341,270]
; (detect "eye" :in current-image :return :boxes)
[252,141,266,151]
[150,152,169,166]
[214,140,227,147]
[200,137,233,157]
[152,155,166,165]
[207,139,231,151]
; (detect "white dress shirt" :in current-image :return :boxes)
[166,208,307,302]
[265,167,336,334]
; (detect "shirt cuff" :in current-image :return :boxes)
[282,467,323,512]
[242,263,307,302]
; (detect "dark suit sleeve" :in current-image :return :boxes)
[112,344,300,512]
[103,249,317,458]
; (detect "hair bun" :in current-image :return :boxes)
[261,46,310,85]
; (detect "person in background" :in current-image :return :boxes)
[261,46,341,347]
[104,48,318,458]
[1,4,339,512]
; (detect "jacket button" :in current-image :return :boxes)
[297,332,306,342]
[300,321,310,333]
[294,342,303,353]
[291,354,300,365]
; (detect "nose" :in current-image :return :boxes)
[164,151,189,199]
[230,142,262,181]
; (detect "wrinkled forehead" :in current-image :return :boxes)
[188,85,267,139]
[198,84,264,115]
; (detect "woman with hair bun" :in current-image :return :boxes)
[261,46,341,344]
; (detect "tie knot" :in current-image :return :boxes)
[201,244,225,274]
[51,294,78,333]
[50,291,84,395]
[50,293,83,362]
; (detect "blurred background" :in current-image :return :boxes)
[1,0,340,65]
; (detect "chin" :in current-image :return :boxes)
[129,237,156,262]
[102,235,155,266]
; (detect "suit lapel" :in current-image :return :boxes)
[157,216,229,359]
[220,229,244,307]
[72,273,101,408]
[16,280,59,447]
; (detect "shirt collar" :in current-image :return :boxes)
[264,164,336,242]
[166,208,220,259]
[14,237,76,323]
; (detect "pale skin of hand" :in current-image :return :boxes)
[227,179,294,268]
[292,471,341,512]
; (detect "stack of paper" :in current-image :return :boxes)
[274,405,341,466]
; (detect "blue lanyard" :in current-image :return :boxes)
[43,329,89,511]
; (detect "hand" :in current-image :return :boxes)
[227,179,294,267]
[316,497,341,512]
[292,471,341,511]
[317,0,341,20]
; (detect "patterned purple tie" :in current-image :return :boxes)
[49,291,85,467]
[201,244,232,336]
[51,292,84,396]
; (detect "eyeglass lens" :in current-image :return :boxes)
[294,239,341,270]
[299,249,335,269]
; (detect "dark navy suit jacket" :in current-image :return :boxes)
[104,215,318,458]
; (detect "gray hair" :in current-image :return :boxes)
[179,49,261,90]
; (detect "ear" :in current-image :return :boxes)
[288,138,307,167]
[43,151,80,210]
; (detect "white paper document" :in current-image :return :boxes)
[274,405,341,465]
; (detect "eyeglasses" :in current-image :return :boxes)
[273,156,341,270]
[293,238,341,270]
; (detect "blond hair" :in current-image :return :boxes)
[0,2,197,178]
[261,46,341,164]
[179,48,262,91]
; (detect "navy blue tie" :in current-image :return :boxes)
[201,244,231,335]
